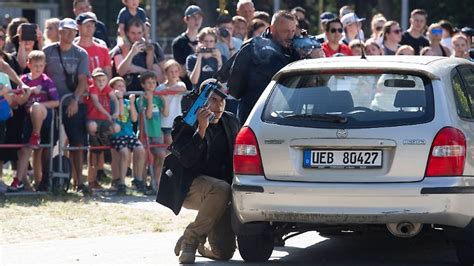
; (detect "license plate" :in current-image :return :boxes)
[303,150,383,169]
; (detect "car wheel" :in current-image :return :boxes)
[237,234,274,262]
[455,240,474,265]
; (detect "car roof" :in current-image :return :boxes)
[275,56,473,81]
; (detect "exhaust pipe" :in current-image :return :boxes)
[386,222,423,238]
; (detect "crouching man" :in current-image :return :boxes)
[156,78,240,264]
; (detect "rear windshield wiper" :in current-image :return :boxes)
[284,113,348,123]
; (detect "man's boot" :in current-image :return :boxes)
[197,242,217,260]
[174,236,184,256]
[178,243,197,264]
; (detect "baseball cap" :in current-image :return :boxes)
[91,68,107,78]
[341,13,365,28]
[461,27,474,36]
[59,18,78,31]
[184,5,203,17]
[320,12,336,23]
[76,12,97,25]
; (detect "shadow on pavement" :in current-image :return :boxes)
[193,232,459,265]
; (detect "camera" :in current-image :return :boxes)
[138,38,154,50]
[218,27,230,38]
[21,23,37,41]
[292,34,322,58]
[199,47,214,53]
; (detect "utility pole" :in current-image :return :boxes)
[401,0,409,30]
[273,0,281,14]
[151,0,157,42]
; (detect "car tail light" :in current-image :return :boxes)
[234,127,264,175]
[425,127,466,177]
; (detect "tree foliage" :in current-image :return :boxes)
[85,0,472,40]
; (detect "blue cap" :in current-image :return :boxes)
[184,5,203,17]
[320,12,336,23]
[59,18,78,31]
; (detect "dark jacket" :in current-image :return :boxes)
[156,111,240,215]
[227,29,299,124]
[94,20,111,48]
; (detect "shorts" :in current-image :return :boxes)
[0,122,5,144]
[149,136,166,154]
[111,135,142,151]
[0,99,12,122]
[22,109,58,145]
[87,119,113,133]
[161,127,172,135]
[0,107,26,162]
[62,103,87,146]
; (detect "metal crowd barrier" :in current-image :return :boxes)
[1,89,184,195]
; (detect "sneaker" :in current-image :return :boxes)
[35,180,49,192]
[10,177,24,190]
[178,243,197,264]
[116,184,127,195]
[76,183,91,195]
[28,132,40,149]
[96,169,107,182]
[131,178,146,193]
[111,178,120,190]
[88,181,104,190]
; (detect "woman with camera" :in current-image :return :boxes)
[186,27,224,90]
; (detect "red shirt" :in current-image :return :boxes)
[86,84,113,120]
[322,42,353,57]
[78,43,111,73]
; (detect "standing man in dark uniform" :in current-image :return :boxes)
[227,10,300,124]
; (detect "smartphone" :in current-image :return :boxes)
[199,47,214,53]
[21,23,37,41]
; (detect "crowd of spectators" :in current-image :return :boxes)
[0,0,472,195]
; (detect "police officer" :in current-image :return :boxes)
[227,10,300,124]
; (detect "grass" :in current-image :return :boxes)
[0,193,196,244]
[0,154,196,245]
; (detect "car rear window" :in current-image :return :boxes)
[263,72,434,129]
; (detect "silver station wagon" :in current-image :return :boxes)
[231,56,474,264]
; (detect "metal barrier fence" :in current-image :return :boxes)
[1,89,183,194]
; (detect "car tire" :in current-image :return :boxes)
[454,240,474,266]
[237,234,274,262]
[454,219,474,266]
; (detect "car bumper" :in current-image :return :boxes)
[232,175,474,228]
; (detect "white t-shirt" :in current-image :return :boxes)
[0,72,12,89]
[157,82,185,128]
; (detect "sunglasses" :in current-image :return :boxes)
[391,29,401,34]
[329,28,343,33]
[375,26,383,31]
[431,28,443,35]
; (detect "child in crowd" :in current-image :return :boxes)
[0,73,13,124]
[157,59,186,147]
[117,0,147,40]
[109,76,146,194]
[451,34,470,59]
[131,71,168,193]
[395,45,415,56]
[11,50,59,191]
[86,67,120,189]
[349,40,364,56]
